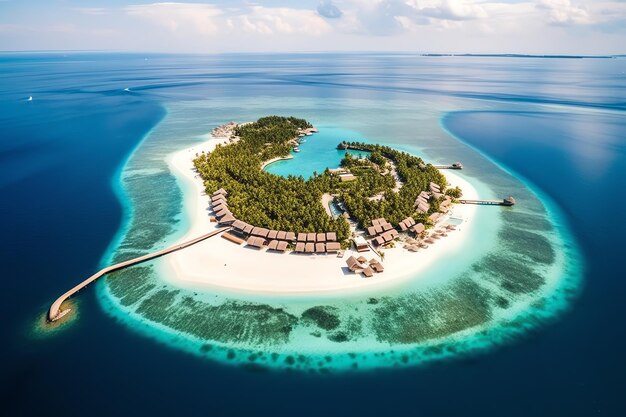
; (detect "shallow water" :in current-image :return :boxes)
[96,93,581,372]
[2,53,624,416]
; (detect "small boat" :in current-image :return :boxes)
[27,96,33,101]
[293,147,300,153]
[298,133,305,137]
[123,87,130,92]
[306,132,313,136]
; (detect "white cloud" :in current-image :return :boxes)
[536,0,591,25]
[236,6,332,35]
[124,2,222,35]
[73,7,110,16]
[411,0,488,21]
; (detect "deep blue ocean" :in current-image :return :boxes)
[1,53,625,416]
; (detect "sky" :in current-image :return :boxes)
[1,0,625,54]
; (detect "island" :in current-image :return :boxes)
[48,115,518,321]
[159,116,496,295]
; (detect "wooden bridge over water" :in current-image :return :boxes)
[48,227,230,322]
[460,196,516,206]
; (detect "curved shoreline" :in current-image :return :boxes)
[96,107,583,372]
[158,134,482,298]
[260,154,294,170]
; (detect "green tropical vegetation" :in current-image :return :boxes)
[193,116,451,243]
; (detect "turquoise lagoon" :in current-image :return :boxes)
[97,96,582,372]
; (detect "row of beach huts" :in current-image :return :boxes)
[210,188,342,254]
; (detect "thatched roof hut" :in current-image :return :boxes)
[212,188,227,197]
[246,236,265,249]
[285,232,296,241]
[277,231,287,240]
[211,195,226,203]
[267,230,278,239]
[218,214,235,224]
[297,232,307,242]
[399,222,408,231]
[316,233,326,242]
[412,223,425,234]
[382,222,393,232]
[372,219,381,226]
[326,242,340,252]
[267,240,279,250]
[305,242,315,253]
[346,256,360,271]
[357,255,368,263]
[370,262,384,273]
[326,232,337,242]
[277,241,288,251]
[242,224,254,234]
[306,232,316,242]
[212,201,226,211]
[361,267,374,278]
[215,208,230,218]
[367,226,377,236]
[232,220,245,230]
[315,243,326,253]
[417,202,430,213]
[295,242,305,252]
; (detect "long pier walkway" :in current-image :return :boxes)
[460,197,516,206]
[48,227,230,322]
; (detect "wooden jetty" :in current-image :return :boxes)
[48,227,230,322]
[433,162,463,170]
[460,196,516,206]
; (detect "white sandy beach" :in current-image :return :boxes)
[160,135,479,297]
